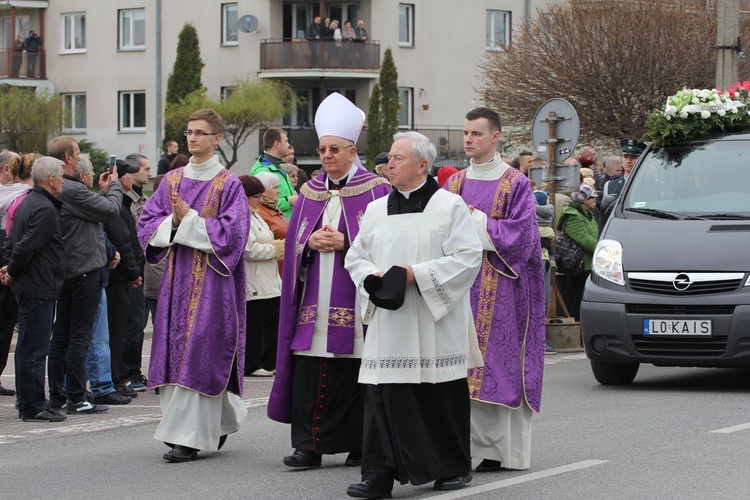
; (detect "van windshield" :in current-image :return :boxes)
[624,138,750,216]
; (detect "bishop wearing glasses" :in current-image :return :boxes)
[268,92,390,469]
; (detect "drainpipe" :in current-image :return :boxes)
[155,0,163,159]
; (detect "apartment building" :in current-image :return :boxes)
[1,0,555,172]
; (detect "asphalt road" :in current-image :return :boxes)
[2,350,749,499]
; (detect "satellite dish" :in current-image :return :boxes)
[237,15,259,33]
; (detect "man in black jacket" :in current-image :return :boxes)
[156,141,178,175]
[104,159,142,396]
[1,156,66,422]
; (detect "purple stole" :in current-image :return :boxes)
[268,168,390,423]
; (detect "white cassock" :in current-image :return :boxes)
[345,189,483,385]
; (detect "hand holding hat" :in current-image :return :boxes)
[364,266,407,311]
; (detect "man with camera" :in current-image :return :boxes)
[24,30,42,77]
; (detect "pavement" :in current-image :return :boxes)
[0,322,275,446]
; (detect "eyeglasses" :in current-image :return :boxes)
[184,130,217,137]
[316,145,353,155]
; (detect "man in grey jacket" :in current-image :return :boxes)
[47,136,122,415]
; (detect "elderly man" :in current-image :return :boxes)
[268,92,390,470]
[139,109,250,462]
[1,156,66,421]
[344,131,482,497]
[446,107,546,473]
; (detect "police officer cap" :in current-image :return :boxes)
[621,138,646,156]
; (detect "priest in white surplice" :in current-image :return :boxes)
[344,132,483,498]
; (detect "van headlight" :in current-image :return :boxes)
[592,239,624,285]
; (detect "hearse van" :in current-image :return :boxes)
[581,132,750,384]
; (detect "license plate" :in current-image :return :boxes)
[643,319,712,336]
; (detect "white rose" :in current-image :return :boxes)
[701,110,711,119]
[717,109,726,117]
[691,98,700,104]
[679,111,689,119]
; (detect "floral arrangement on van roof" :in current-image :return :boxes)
[642,83,750,148]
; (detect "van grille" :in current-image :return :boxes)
[627,304,735,315]
[632,336,728,357]
[628,276,743,296]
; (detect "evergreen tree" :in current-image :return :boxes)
[366,48,399,168]
[164,23,205,152]
[366,83,381,168]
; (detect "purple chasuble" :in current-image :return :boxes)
[267,167,390,423]
[137,167,250,397]
[446,167,545,412]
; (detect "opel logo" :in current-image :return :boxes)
[672,273,692,291]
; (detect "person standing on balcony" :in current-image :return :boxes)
[12,35,25,77]
[342,21,355,42]
[250,128,297,220]
[308,16,322,40]
[354,20,368,42]
[24,31,42,78]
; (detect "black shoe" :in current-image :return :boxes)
[346,480,392,499]
[115,384,138,398]
[475,459,503,472]
[92,391,132,405]
[48,398,66,410]
[163,445,198,462]
[434,472,473,491]
[66,400,109,415]
[283,449,322,468]
[345,452,362,466]
[0,383,16,396]
[22,409,67,422]
[218,434,228,450]
[123,374,148,392]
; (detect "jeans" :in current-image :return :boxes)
[87,289,116,397]
[15,295,55,416]
[49,271,101,403]
[122,284,147,380]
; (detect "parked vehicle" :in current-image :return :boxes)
[581,132,750,384]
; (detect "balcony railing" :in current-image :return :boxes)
[0,50,47,79]
[260,39,380,70]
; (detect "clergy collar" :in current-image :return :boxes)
[326,164,358,190]
[395,178,427,199]
[185,155,224,180]
[469,153,503,171]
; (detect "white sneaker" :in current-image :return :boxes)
[250,369,275,377]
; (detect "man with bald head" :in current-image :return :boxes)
[269,92,390,470]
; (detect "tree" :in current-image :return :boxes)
[0,85,61,153]
[476,0,723,144]
[164,23,205,152]
[165,78,294,169]
[78,139,110,182]
[366,48,399,167]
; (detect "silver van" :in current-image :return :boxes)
[580,132,750,384]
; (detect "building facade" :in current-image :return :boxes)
[1,0,557,172]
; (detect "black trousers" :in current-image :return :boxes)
[362,379,471,487]
[106,284,131,386]
[0,283,18,379]
[122,284,147,380]
[291,356,364,454]
[49,272,101,402]
[245,297,280,374]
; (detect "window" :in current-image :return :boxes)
[399,4,414,47]
[1,15,30,50]
[486,10,510,50]
[398,88,413,129]
[62,93,86,132]
[221,86,236,100]
[283,89,313,127]
[119,91,146,131]
[61,13,86,52]
[119,9,145,50]
[222,3,238,45]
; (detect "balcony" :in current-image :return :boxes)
[260,39,380,72]
[0,50,47,79]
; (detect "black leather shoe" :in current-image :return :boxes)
[475,459,503,472]
[218,434,228,450]
[163,445,198,462]
[434,472,473,491]
[346,480,392,499]
[345,452,362,466]
[283,448,322,468]
[0,383,15,396]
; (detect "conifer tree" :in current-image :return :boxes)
[366,83,381,168]
[366,48,399,168]
[164,23,205,152]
